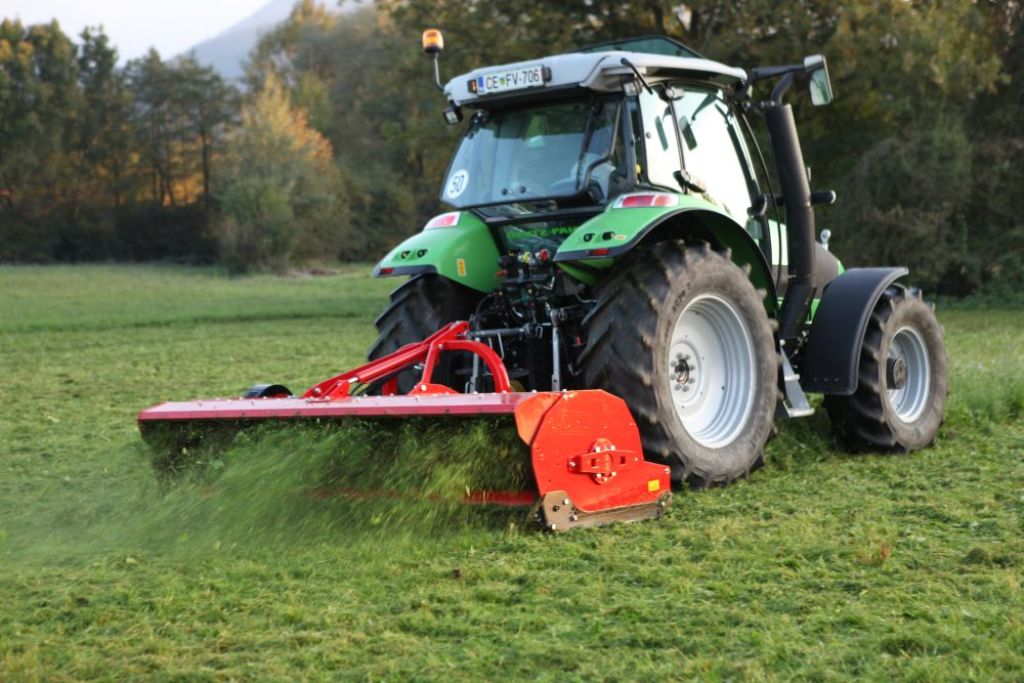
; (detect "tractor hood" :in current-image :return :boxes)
[444,51,747,108]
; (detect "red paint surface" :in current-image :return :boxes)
[138,392,531,422]
[516,391,671,513]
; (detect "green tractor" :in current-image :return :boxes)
[370,32,949,488]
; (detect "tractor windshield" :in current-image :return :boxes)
[441,98,625,209]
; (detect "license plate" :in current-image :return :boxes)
[475,65,545,95]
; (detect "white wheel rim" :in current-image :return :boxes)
[668,294,757,449]
[886,326,931,423]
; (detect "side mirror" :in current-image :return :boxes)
[803,55,833,106]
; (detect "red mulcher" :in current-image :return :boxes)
[138,322,671,531]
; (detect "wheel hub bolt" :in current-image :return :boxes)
[673,359,693,384]
[887,357,908,390]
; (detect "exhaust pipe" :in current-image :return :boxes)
[764,74,816,341]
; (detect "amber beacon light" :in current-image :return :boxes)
[422,29,444,54]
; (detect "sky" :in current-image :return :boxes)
[2,0,270,60]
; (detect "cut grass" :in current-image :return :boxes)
[1,265,1023,681]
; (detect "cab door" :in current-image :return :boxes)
[670,86,762,228]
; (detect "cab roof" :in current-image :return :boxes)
[444,36,748,108]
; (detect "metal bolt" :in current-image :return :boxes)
[550,523,557,530]
[562,498,570,506]
[569,514,578,522]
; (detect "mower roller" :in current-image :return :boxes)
[138,322,671,531]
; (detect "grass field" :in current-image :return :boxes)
[1,264,1023,681]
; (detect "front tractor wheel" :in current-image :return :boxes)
[824,289,948,450]
[579,241,779,488]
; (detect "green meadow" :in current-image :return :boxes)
[1,265,1022,681]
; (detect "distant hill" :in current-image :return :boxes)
[183,0,358,82]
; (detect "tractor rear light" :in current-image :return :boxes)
[589,248,611,256]
[378,267,395,275]
[424,211,462,230]
[613,193,680,209]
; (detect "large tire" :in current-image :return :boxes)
[368,274,481,393]
[578,241,779,488]
[824,288,947,450]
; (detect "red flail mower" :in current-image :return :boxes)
[138,322,671,531]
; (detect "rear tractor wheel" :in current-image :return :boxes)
[824,288,948,450]
[579,241,779,487]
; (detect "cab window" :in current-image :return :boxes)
[673,87,756,221]
[637,87,682,190]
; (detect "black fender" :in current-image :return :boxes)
[800,267,908,395]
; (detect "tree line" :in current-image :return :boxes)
[1,1,1022,293]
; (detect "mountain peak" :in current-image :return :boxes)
[183,0,356,81]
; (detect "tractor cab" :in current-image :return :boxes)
[435,37,770,259]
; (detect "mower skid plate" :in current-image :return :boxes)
[517,390,672,530]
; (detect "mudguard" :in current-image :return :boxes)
[554,195,777,311]
[374,195,775,304]
[372,212,501,293]
[800,267,908,395]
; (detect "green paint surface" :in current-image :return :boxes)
[374,212,501,292]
